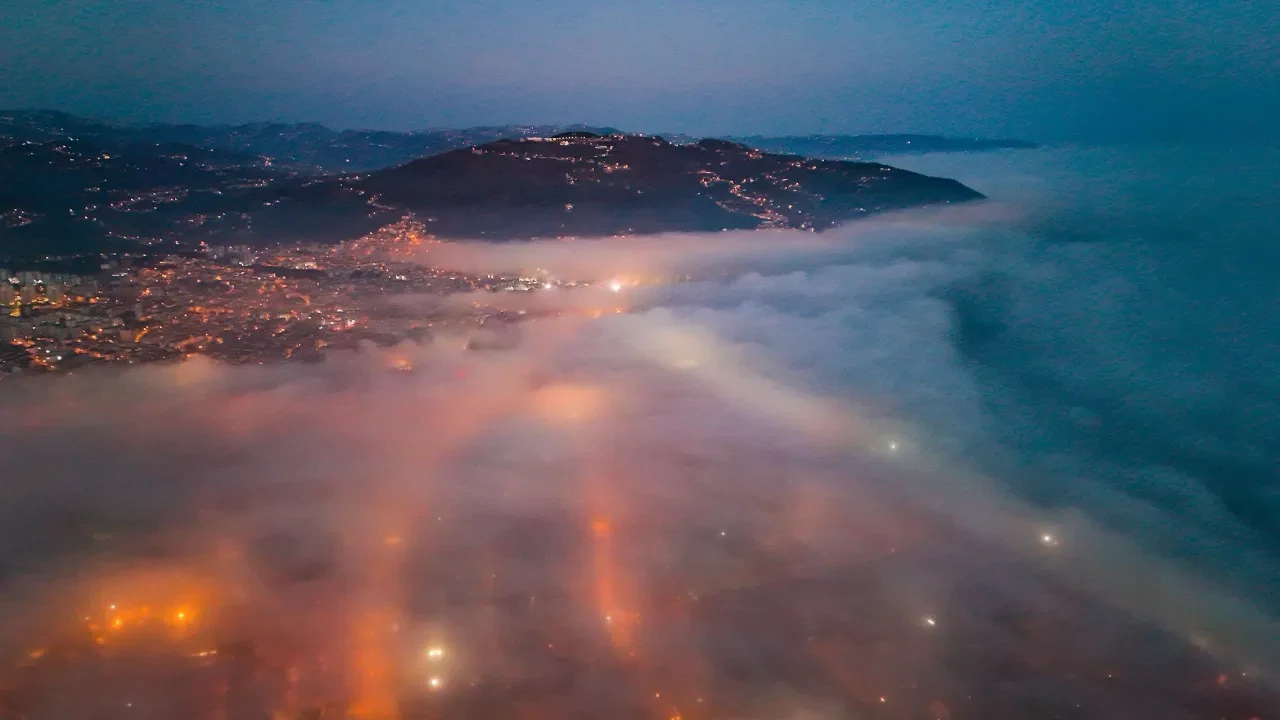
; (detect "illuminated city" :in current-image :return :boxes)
[0,222,568,374]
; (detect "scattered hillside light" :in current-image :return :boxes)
[427,647,445,660]
[609,281,622,292]
[1041,533,1059,547]
[428,676,442,690]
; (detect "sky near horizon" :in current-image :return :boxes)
[2,0,1277,140]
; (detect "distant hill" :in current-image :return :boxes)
[3,112,1034,173]
[0,110,620,173]
[730,134,1038,158]
[0,133,288,259]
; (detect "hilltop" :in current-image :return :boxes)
[352,133,983,239]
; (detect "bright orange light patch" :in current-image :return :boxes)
[530,383,605,424]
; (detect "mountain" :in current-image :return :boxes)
[1,110,620,173]
[731,134,1038,158]
[1,115,985,261]
[2,112,1035,172]
[0,133,289,258]
[352,133,984,239]
[133,122,623,174]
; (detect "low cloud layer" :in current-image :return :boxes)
[2,148,1279,719]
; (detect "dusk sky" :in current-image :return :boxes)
[3,0,1278,140]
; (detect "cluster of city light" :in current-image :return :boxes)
[67,596,205,650]
[425,644,446,691]
[0,223,534,372]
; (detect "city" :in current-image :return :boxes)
[0,221,557,374]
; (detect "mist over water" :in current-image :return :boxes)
[876,146,1280,609]
[1,145,1278,718]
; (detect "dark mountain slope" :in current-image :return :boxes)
[356,134,983,239]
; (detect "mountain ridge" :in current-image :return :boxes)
[2,110,1033,172]
[1,112,987,262]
